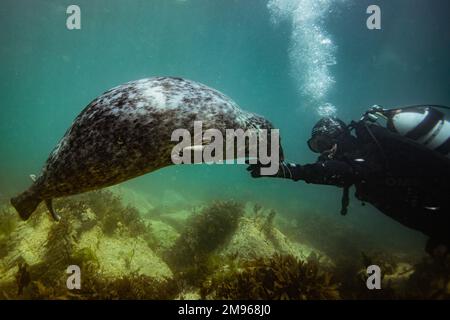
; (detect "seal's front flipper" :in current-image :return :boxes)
[45,199,61,221]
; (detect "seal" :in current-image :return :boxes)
[11,77,281,221]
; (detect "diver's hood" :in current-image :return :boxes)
[308,117,349,153]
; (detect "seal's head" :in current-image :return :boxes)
[248,113,284,162]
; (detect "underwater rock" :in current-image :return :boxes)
[144,219,180,255]
[77,226,172,281]
[0,205,20,260]
[158,189,192,214]
[160,201,333,298]
[219,215,331,266]
[0,190,173,299]
[0,212,55,295]
[108,185,155,215]
[279,210,380,261]
[0,213,53,274]
[78,207,97,231]
[153,209,192,233]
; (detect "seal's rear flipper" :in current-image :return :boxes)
[11,190,42,221]
[45,199,61,221]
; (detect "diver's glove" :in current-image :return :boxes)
[246,162,302,180]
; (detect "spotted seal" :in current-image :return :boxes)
[11,77,281,221]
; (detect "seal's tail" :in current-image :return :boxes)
[10,189,42,221]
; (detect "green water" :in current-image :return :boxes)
[1,0,449,255]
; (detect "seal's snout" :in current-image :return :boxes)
[10,189,42,221]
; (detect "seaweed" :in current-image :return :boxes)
[8,188,447,301]
[55,190,157,248]
[361,251,397,276]
[333,250,401,299]
[29,216,79,287]
[252,203,263,218]
[174,254,221,291]
[71,190,117,221]
[123,245,137,271]
[0,189,178,300]
[204,253,340,300]
[403,255,450,299]
[167,200,244,266]
[70,247,100,269]
[0,206,17,259]
[0,206,17,238]
[166,200,244,285]
[16,272,178,300]
[261,209,277,245]
[15,261,31,296]
[77,273,178,300]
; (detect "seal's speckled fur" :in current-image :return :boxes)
[11,77,277,221]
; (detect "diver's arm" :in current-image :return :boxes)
[248,160,354,187]
[299,160,355,186]
[247,162,303,180]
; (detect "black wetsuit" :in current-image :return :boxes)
[269,121,450,251]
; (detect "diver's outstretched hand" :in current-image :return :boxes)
[247,161,301,180]
[246,163,263,178]
[246,162,281,178]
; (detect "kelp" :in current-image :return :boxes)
[204,253,340,300]
[166,200,244,280]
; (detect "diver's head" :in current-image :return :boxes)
[307,117,349,154]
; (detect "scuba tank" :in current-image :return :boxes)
[362,105,450,158]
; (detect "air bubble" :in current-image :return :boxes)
[268,0,343,116]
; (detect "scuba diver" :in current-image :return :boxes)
[248,105,450,256]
